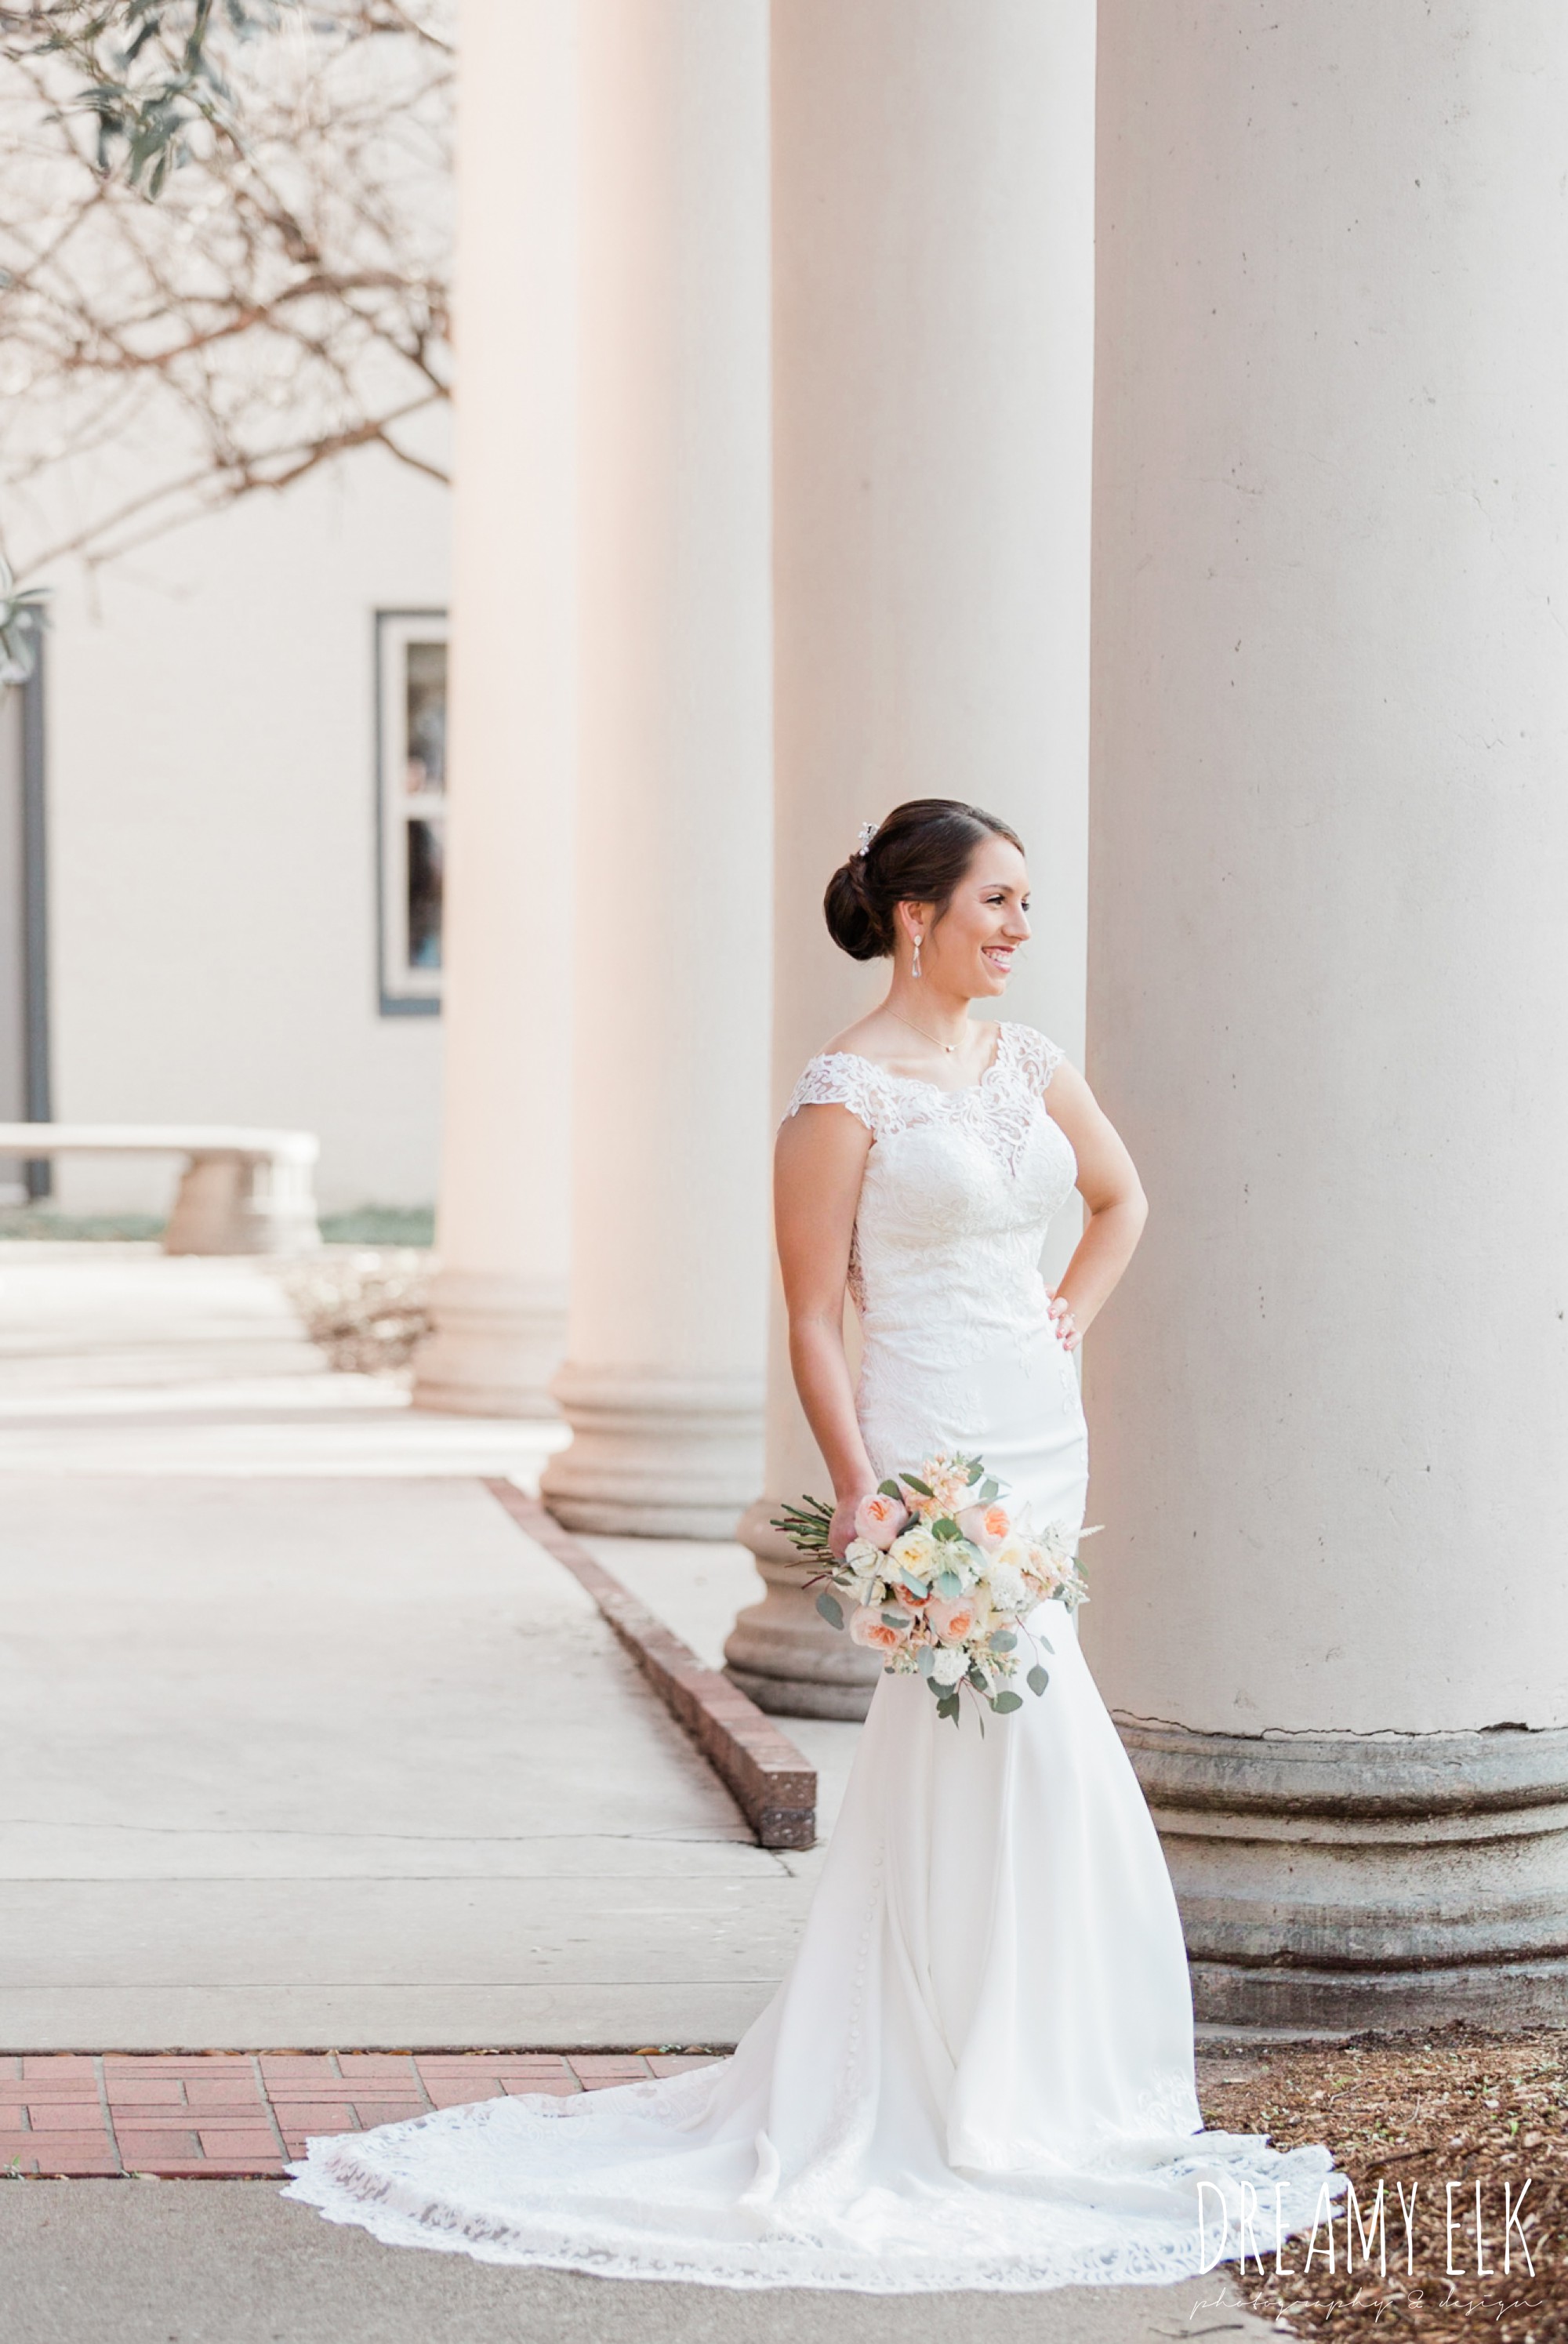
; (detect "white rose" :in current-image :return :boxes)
[930,1646,967,1686]
[840,1538,887,1603]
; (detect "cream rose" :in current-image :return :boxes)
[990,1533,1036,1580]
[887,1524,937,1576]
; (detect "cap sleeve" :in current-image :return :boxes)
[782,1053,892,1137]
[1004,1022,1065,1097]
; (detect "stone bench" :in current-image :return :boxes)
[0,1125,321,1255]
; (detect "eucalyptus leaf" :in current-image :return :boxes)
[989,1629,1017,1652]
[1036,1635,1054,1655]
[992,1690,1023,1714]
[965,1460,984,1483]
[978,1479,1000,1504]
[900,1474,934,1498]
[880,1608,910,1628]
[1026,1664,1049,1696]
[936,1569,962,1599]
[933,1518,961,1541]
[815,1590,844,1630]
[878,1479,903,1499]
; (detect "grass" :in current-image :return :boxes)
[0,1204,436,1246]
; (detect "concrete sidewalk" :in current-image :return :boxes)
[0,1246,855,2050]
[0,2186,1275,2344]
[0,1473,832,2049]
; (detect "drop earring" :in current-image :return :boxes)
[912,934,923,979]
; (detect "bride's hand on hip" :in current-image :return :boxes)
[1047,1290,1083,1353]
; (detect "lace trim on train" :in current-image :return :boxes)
[283,2082,1343,2293]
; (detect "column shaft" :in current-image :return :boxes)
[728,0,1097,1712]
[1091,0,1568,2025]
[540,0,772,1537]
[413,0,575,1417]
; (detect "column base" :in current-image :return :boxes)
[411,1269,567,1419]
[1189,1956,1568,2035]
[540,1363,764,1537]
[723,1503,880,1720]
[1120,1720,1568,2034]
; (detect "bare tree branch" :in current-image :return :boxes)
[0,2,453,576]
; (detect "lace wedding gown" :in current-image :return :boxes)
[285,1021,1338,2289]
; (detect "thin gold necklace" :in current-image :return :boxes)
[887,1005,967,1057]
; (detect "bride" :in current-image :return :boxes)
[286,797,1338,2289]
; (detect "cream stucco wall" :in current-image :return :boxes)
[40,445,449,1217]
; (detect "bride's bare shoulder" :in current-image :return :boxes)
[820,1011,886,1061]
[820,1006,938,1067]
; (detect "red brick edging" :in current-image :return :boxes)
[485,1482,817,1850]
[0,2050,720,2179]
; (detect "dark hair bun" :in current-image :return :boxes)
[822,799,1024,963]
[822,854,883,960]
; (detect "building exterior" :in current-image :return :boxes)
[422,0,1568,2034]
[9,444,449,1221]
[11,0,1568,2034]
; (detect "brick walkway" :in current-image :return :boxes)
[0,2052,720,2179]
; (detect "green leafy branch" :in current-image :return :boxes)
[2,1,290,193]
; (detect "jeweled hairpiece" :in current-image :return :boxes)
[855,821,878,858]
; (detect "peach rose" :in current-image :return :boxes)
[854,1491,911,1551]
[848,1604,911,1654]
[956,1502,1012,1552]
[927,1591,987,1645]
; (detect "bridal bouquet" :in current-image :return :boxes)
[771,1453,1092,1727]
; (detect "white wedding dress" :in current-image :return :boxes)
[285,1021,1338,2289]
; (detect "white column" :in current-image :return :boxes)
[412,0,576,1419]
[726,0,1097,1713]
[1091,1,1568,2027]
[538,0,772,1537]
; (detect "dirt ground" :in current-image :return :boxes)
[1200,2030,1567,2340]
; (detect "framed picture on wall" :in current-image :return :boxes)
[376,609,448,1016]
